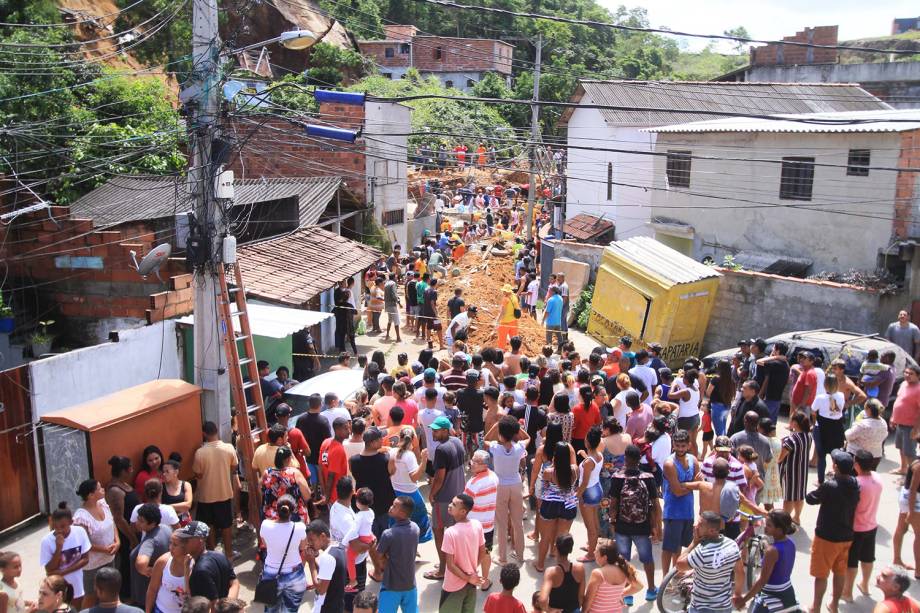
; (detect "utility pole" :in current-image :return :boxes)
[525,32,542,241]
[189,0,231,439]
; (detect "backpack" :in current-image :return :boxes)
[616,470,651,524]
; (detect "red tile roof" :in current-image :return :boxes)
[238,226,382,306]
[563,213,615,241]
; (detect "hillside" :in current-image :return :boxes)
[839,31,920,64]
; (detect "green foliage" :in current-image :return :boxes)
[0,0,59,24]
[721,254,743,271]
[114,0,191,70]
[305,42,370,87]
[269,74,320,113]
[672,46,747,80]
[359,213,392,254]
[572,284,594,330]
[723,26,751,54]
[319,0,383,39]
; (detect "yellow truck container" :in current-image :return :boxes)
[587,236,721,367]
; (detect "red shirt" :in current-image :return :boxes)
[319,438,347,503]
[571,402,601,441]
[893,381,920,427]
[484,593,526,613]
[287,427,311,479]
[396,399,419,427]
[791,366,818,407]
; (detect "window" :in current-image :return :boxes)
[847,149,870,176]
[466,79,475,88]
[607,162,613,200]
[434,47,442,59]
[400,43,410,54]
[382,209,405,226]
[384,47,394,58]
[779,156,815,201]
[665,150,691,189]
[382,72,392,79]
[444,80,454,88]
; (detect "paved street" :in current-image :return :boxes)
[3,327,917,612]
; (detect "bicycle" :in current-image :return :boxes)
[656,512,774,613]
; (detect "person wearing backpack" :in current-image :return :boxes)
[609,444,661,604]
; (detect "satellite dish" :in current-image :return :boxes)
[130,243,172,281]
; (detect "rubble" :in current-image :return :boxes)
[807,269,901,294]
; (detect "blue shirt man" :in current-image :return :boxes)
[544,292,563,327]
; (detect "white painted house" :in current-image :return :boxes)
[364,100,412,248]
[559,81,891,240]
[645,109,920,274]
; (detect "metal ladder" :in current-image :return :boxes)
[217,261,267,522]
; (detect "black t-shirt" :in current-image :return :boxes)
[320,545,347,613]
[423,288,438,317]
[189,551,236,600]
[447,296,465,319]
[406,281,417,307]
[605,374,648,400]
[349,452,395,516]
[538,376,555,406]
[806,475,860,542]
[610,467,659,536]
[433,437,466,503]
[456,387,485,433]
[297,412,332,465]
[762,359,790,402]
[509,404,547,455]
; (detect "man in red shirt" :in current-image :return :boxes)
[791,351,818,414]
[275,404,311,481]
[892,365,920,474]
[320,417,351,505]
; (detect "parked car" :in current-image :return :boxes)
[283,369,365,416]
[703,328,918,409]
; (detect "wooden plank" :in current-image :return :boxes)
[0,366,39,530]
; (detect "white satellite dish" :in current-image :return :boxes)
[130,243,173,281]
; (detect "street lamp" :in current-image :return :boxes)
[225,29,318,55]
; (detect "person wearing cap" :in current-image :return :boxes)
[496,284,521,351]
[413,368,446,412]
[806,449,860,613]
[175,522,238,606]
[542,286,565,350]
[350,428,396,540]
[424,416,465,581]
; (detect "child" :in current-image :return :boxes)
[860,349,887,398]
[738,445,763,530]
[484,563,527,613]
[442,391,461,434]
[531,591,544,613]
[391,353,410,378]
[759,418,783,511]
[0,551,27,613]
[344,488,376,592]
[343,418,366,467]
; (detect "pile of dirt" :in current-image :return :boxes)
[436,238,547,354]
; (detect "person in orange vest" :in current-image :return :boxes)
[477,144,487,168]
[496,284,520,350]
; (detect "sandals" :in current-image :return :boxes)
[424,570,445,581]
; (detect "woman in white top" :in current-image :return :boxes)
[72,480,117,608]
[0,552,28,613]
[129,480,179,533]
[669,368,701,456]
[258,496,309,613]
[387,427,433,544]
[145,532,189,613]
[575,426,604,563]
[814,373,847,484]
[609,373,632,431]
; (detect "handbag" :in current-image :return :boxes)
[254,524,296,605]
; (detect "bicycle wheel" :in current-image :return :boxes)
[745,536,767,590]
[657,568,691,613]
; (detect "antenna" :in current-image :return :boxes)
[129,243,173,282]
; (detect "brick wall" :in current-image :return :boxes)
[225,102,367,200]
[384,25,418,41]
[751,26,838,66]
[358,36,513,75]
[894,129,920,240]
[356,41,410,68]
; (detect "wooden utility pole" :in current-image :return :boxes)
[525,32,542,240]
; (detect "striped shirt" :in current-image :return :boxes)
[464,470,499,532]
[687,536,741,610]
[701,455,748,488]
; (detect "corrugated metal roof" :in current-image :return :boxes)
[608,236,721,284]
[238,226,382,306]
[68,176,344,227]
[563,213,615,241]
[176,303,332,338]
[573,80,891,127]
[647,108,920,134]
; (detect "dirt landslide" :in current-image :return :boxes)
[436,239,547,355]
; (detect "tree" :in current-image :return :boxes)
[723,26,752,54]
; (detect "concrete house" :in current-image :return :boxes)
[645,108,920,275]
[560,80,892,240]
[357,25,514,91]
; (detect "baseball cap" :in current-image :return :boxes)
[714,435,732,452]
[176,521,210,539]
[430,416,453,430]
[831,449,854,473]
[274,403,292,417]
[423,368,437,381]
[648,342,662,353]
[737,339,751,346]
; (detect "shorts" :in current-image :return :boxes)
[410,305,421,316]
[196,499,233,530]
[810,535,851,578]
[662,518,694,553]
[386,308,400,325]
[432,502,456,532]
[677,415,700,432]
[614,533,654,564]
[896,425,917,459]
[539,500,577,521]
[848,528,876,567]
[898,487,920,514]
[702,430,714,442]
[307,463,319,486]
[581,483,603,506]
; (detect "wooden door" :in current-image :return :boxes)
[0,365,39,530]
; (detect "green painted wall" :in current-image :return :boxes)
[179,325,293,384]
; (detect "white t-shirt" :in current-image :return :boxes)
[322,406,352,429]
[651,433,672,471]
[414,386,446,411]
[39,526,91,598]
[313,549,338,613]
[328,502,369,565]
[815,368,826,397]
[612,391,631,429]
[344,509,374,545]
[675,381,701,418]
[419,407,444,455]
[488,441,526,486]
[814,392,846,420]
[527,279,540,304]
[343,440,365,464]
[389,448,420,493]
[629,364,658,394]
[260,520,306,573]
[130,503,180,529]
[447,312,470,342]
